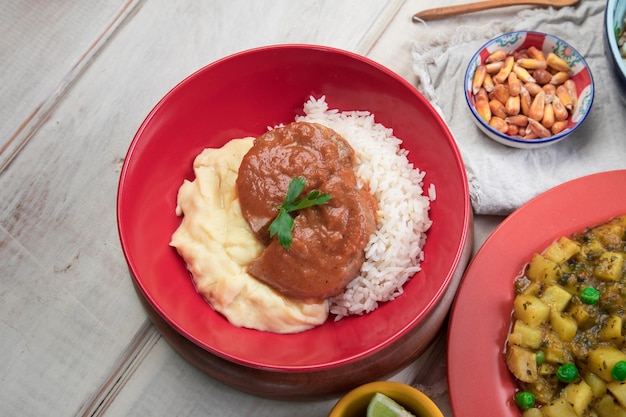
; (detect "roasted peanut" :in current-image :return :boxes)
[532,68,552,85]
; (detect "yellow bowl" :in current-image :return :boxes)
[328,381,444,417]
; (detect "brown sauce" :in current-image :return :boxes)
[236,122,378,301]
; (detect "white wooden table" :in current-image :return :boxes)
[1,1,543,415]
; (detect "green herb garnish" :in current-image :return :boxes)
[268,176,332,250]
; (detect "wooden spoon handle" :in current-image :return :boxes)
[412,0,543,21]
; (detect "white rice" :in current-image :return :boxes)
[295,96,434,319]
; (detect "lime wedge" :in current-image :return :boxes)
[366,392,416,417]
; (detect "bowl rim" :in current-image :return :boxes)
[605,0,626,82]
[116,43,473,371]
[464,30,595,147]
[328,381,444,417]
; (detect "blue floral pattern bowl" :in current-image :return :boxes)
[465,31,594,149]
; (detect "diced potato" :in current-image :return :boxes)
[581,239,606,260]
[543,331,573,364]
[522,408,544,417]
[608,381,626,408]
[588,346,626,382]
[545,345,570,364]
[594,252,625,281]
[583,370,608,399]
[550,310,578,342]
[600,315,623,345]
[539,362,557,376]
[544,237,581,264]
[562,380,594,416]
[521,280,544,296]
[595,394,626,417]
[506,345,538,383]
[570,304,592,327]
[542,398,578,417]
[514,294,551,327]
[510,320,544,349]
[592,221,626,248]
[541,285,572,312]
[526,254,562,283]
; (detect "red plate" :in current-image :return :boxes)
[448,169,626,416]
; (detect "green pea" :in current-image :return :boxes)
[514,391,535,410]
[536,351,545,365]
[557,363,579,383]
[612,361,626,381]
[580,287,600,305]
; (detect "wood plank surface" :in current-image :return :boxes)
[0,1,412,416]
[0,0,511,414]
[0,0,140,171]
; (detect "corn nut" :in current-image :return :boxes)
[526,46,546,61]
[472,65,487,95]
[546,52,572,73]
[471,46,577,141]
[489,99,507,119]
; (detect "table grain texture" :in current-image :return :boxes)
[1,1,514,415]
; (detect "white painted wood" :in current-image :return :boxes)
[0,0,509,415]
[0,0,140,171]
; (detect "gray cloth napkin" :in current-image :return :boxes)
[412,0,626,215]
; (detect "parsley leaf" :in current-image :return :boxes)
[268,177,332,250]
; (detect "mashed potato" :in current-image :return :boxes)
[170,138,329,334]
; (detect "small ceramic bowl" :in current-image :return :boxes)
[465,31,594,149]
[328,381,444,417]
[604,0,626,100]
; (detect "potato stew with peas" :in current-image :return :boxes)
[506,215,626,417]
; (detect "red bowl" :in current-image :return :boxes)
[117,44,472,399]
